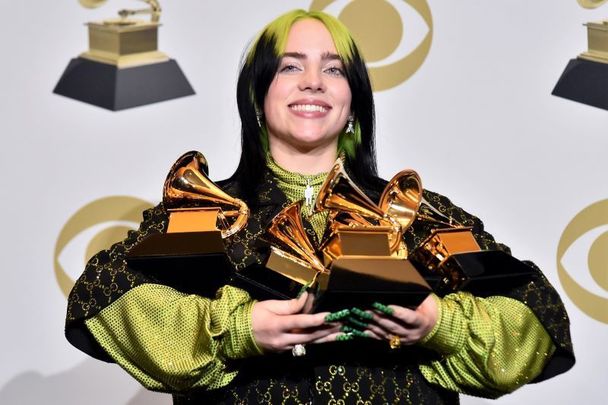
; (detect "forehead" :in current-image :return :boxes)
[284,18,337,54]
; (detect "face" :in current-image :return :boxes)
[263,19,352,154]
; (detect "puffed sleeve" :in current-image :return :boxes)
[65,203,263,391]
[85,284,262,391]
[408,190,574,396]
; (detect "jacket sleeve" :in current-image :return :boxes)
[411,190,575,396]
[65,203,263,392]
[418,292,555,398]
[85,284,262,392]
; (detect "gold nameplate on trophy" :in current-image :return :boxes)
[321,226,392,265]
[166,207,222,233]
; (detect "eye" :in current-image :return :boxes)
[313,0,433,90]
[279,63,301,73]
[54,197,153,297]
[557,199,608,323]
[324,66,345,77]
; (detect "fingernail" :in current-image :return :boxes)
[372,302,394,316]
[351,307,373,320]
[336,333,355,342]
[340,325,354,333]
[347,317,369,329]
[324,309,351,323]
[351,329,371,339]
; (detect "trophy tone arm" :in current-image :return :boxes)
[119,0,162,23]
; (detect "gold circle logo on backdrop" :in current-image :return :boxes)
[557,199,608,324]
[310,0,433,91]
[54,196,153,297]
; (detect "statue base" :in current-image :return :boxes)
[53,57,195,110]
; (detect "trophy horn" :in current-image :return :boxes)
[265,201,326,274]
[163,151,249,238]
[578,0,608,8]
[315,159,404,254]
[379,170,458,229]
[79,0,107,8]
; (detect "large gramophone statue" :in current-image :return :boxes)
[127,151,248,296]
[54,1,194,110]
[249,159,535,311]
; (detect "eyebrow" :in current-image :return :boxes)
[281,52,342,62]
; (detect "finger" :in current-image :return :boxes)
[371,313,408,336]
[389,305,422,327]
[281,312,329,331]
[309,331,344,344]
[365,323,390,340]
[285,324,342,346]
[268,292,310,316]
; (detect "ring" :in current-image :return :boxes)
[292,344,306,357]
[389,335,401,350]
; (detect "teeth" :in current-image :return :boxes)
[290,104,328,113]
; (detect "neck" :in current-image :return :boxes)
[268,140,338,174]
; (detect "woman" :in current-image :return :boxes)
[65,9,574,404]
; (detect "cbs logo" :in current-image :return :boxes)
[54,196,153,297]
[557,199,608,324]
[310,0,433,91]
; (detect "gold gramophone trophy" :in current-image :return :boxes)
[127,151,249,296]
[249,160,431,311]
[231,200,332,302]
[54,1,194,110]
[553,0,608,110]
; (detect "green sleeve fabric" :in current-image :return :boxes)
[85,283,263,392]
[418,292,556,398]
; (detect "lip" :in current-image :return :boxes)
[288,98,332,118]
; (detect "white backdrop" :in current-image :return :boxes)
[1,1,606,404]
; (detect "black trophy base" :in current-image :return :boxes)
[232,257,432,313]
[314,257,431,312]
[231,264,305,301]
[552,58,608,111]
[126,232,231,297]
[53,57,195,110]
[418,250,535,297]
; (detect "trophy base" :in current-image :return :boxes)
[231,264,308,301]
[314,256,432,312]
[417,250,535,297]
[552,58,608,111]
[53,57,195,110]
[126,231,232,297]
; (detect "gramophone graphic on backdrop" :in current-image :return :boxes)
[54,1,194,111]
[553,0,608,110]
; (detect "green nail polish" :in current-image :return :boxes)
[336,333,354,342]
[347,317,369,329]
[340,325,354,333]
[351,307,373,320]
[372,302,394,316]
[351,329,370,339]
[325,309,351,323]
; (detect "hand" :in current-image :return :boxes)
[251,292,341,352]
[364,295,439,346]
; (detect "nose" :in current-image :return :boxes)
[299,69,325,92]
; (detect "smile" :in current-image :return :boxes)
[289,104,329,113]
